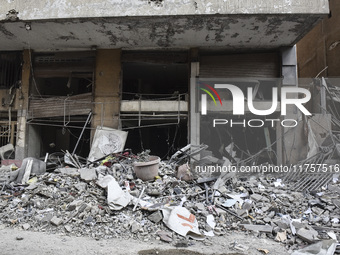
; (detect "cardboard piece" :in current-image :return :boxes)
[88,127,128,162]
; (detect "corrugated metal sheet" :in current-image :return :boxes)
[122,51,188,64]
[199,53,280,78]
[29,93,92,119]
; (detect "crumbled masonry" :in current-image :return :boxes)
[0,148,340,253]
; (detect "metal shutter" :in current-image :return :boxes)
[199,52,280,78]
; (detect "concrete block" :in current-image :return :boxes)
[297,227,319,243]
[64,225,72,232]
[22,223,30,230]
[80,168,97,182]
[250,194,263,202]
[50,216,63,226]
[131,221,141,233]
[58,168,79,176]
[148,211,163,223]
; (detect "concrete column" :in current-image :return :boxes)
[189,59,200,167]
[15,50,31,160]
[280,46,307,164]
[92,49,121,135]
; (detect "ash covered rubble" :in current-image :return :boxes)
[0,145,340,254]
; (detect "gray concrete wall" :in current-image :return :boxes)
[297,0,340,77]
[27,125,42,159]
[0,0,329,21]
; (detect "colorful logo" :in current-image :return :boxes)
[199,83,222,106]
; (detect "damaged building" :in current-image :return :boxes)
[0,0,332,165]
[3,1,340,254]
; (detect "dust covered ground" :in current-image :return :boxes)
[0,227,289,255]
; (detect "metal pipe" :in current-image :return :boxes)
[72,111,92,155]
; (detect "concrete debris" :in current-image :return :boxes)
[50,216,63,226]
[275,230,287,242]
[1,148,340,253]
[57,168,79,176]
[80,168,97,182]
[233,243,249,252]
[22,223,30,230]
[9,157,46,183]
[291,240,337,255]
[176,163,192,182]
[242,224,273,233]
[130,221,141,233]
[64,225,73,232]
[148,211,163,223]
[297,227,320,243]
[157,230,172,242]
[258,248,270,254]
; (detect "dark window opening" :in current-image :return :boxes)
[28,117,91,159]
[124,120,187,159]
[121,53,189,157]
[32,77,92,97]
[31,52,94,97]
[0,52,22,89]
[122,62,188,100]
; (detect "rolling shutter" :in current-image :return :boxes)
[199,52,280,78]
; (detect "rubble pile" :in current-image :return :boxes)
[1,149,340,253]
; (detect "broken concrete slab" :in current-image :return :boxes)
[291,240,337,255]
[157,230,173,243]
[297,227,320,243]
[50,216,63,226]
[64,225,72,232]
[148,211,163,223]
[80,168,97,182]
[74,183,87,192]
[58,168,79,176]
[41,213,53,223]
[250,193,264,202]
[241,224,273,233]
